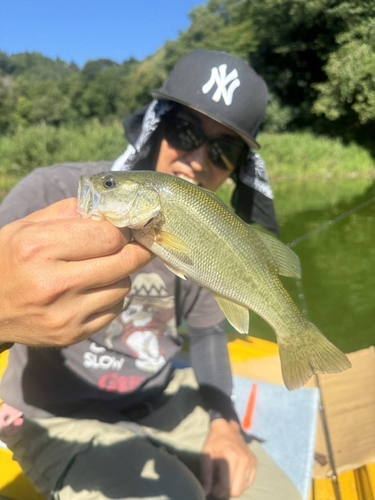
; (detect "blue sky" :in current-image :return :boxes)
[1,0,204,67]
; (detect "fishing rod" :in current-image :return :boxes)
[294,279,342,500]
[286,195,375,500]
[287,195,375,249]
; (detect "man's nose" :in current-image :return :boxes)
[184,143,210,171]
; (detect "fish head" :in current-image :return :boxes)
[77,172,161,228]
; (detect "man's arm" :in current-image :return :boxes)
[0,199,153,348]
[189,322,238,422]
[189,323,257,498]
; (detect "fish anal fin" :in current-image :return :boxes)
[213,295,249,334]
[255,229,301,279]
[155,231,190,254]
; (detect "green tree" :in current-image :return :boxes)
[117,51,169,113]
[0,52,16,76]
[1,52,78,80]
[80,59,140,120]
[237,0,343,129]
[2,1,375,153]
[81,59,119,81]
[312,2,375,146]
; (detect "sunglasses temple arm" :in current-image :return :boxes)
[220,152,236,172]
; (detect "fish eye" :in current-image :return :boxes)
[103,175,117,189]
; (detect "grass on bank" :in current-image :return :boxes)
[258,131,375,179]
[0,120,125,196]
[0,120,125,173]
[1,121,375,199]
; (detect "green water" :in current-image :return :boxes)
[228,176,375,353]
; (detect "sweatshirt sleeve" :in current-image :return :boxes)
[0,168,63,226]
[188,321,240,424]
[0,162,112,227]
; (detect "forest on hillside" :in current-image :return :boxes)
[1,0,375,152]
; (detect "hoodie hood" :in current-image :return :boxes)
[112,100,279,236]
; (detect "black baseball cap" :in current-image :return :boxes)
[152,50,268,150]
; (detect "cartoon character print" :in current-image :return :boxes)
[104,273,177,373]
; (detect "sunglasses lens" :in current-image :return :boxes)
[164,117,205,151]
[209,141,246,171]
[164,115,247,171]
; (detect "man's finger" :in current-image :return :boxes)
[23,198,81,222]
[200,454,213,496]
[230,462,248,497]
[211,459,230,499]
[67,241,154,289]
[81,300,130,341]
[15,218,134,262]
[230,458,257,497]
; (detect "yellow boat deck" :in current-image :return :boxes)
[1,340,374,500]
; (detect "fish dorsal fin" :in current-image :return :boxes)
[255,229,301,279]
[155,231,190,254]
[163,262,187,280]
[213,295,249,334]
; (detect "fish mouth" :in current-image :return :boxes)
[77,176,102,219]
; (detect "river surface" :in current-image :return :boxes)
[227,176,375,354]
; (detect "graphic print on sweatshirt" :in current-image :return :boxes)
[63,272,181,394]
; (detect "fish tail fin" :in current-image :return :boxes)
[278,322,351,390]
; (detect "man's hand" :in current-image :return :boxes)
[0,198,153,347]
[201,419,257,498]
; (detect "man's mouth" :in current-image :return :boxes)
[175,173,199,185]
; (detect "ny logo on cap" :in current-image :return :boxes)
[202,64,241,106]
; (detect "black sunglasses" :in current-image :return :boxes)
[163,114,248,172]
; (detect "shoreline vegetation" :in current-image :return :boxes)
[1,0,375,203]
[1,120,374,201]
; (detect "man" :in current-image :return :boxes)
[0,50,300,499]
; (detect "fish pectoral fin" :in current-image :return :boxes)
[155,231,190,254]
[163,262,186,280]
[213,295,249,334]
[255,229,301,279]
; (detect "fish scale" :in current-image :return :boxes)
[150,176,273,300]
[77,170,351,390]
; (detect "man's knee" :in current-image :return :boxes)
[57,435,205,500]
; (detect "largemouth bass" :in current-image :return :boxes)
[77,171,351,390]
